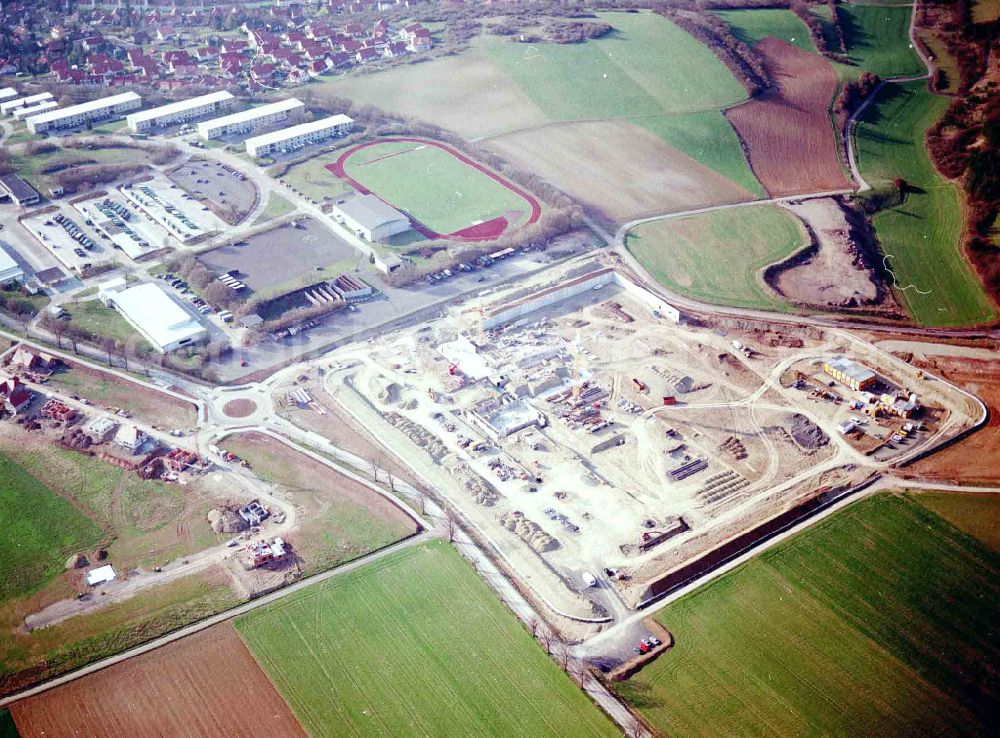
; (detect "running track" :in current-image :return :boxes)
[326,137,542,242]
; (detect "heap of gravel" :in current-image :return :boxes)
[207,508,249,534]
[788,413,829,449]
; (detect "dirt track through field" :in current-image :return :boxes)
[488,119,757,221]
[11,624,307,738]
[725,38,853,197]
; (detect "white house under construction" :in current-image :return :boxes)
[244,114,354,157]
[126,91,236,133]
[27,92,142,134]
[196,98,303,140]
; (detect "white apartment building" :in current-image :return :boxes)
[1,92,53,116]
[196,98,303,140]
[244,114,354,157]
[125,91,237,133]
[27,92,142,134]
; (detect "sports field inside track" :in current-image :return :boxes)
[329,139,540,239]
[614,492,1000,737]
[236,540,618,738]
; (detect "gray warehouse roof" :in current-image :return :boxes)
[334,194,408,231]
[0,173,40,202]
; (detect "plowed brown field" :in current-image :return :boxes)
[905,355,1000,485]
[487,119,757,221]
[725,38,852,197]
[11,624,306,738]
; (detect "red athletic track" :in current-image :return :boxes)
[326,137,542,242]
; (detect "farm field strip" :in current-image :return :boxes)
[236,541,619,738]
[10,624,307,738]
[715,8,817,52]
[630,111,766,198]
[841,3,925,78]
[725,38,852,197]
[913,491,1000,551]
[482,12,748,122]
[855,81,996,325]
[488,119,758,222]
[614,493,1000,736]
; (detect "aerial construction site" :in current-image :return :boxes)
[319,258,982,632]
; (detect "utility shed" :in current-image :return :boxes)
[0,173,41,207]
[330,194,410,242]
[86,565,116,586]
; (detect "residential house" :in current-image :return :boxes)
[0,375,31,415]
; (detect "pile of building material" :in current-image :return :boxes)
[788,413,829,449]
[636,516,689,551]
[384,412,447,460]
[601,301,634,323]
[719,436,748,460]
[498,511,559,552]
[669,458,707,481]
[207,507,250,534]
[697,470,750,506]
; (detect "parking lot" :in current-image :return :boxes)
[20,207,112,274]
[197,217,359,297]
[167,158,258,225]
[73,193,169,260]
[119,174,224,243]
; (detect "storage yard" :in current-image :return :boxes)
[321,261,980,619]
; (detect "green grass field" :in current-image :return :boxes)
[626,204,803,310]
[253,192,296,225]
[841,3,925,78]
[343,141,533,235]
[856,81,995,325]
[913,491,1000,551]
[0,709,19,738]
[0,451,104,602]
[236,541,618,738]
[484,12,748,121]
[631,112,766,197]
[64,299,146,346]
[278,154,351,203]
[615,493,1000,736]
[714,9,816,52]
